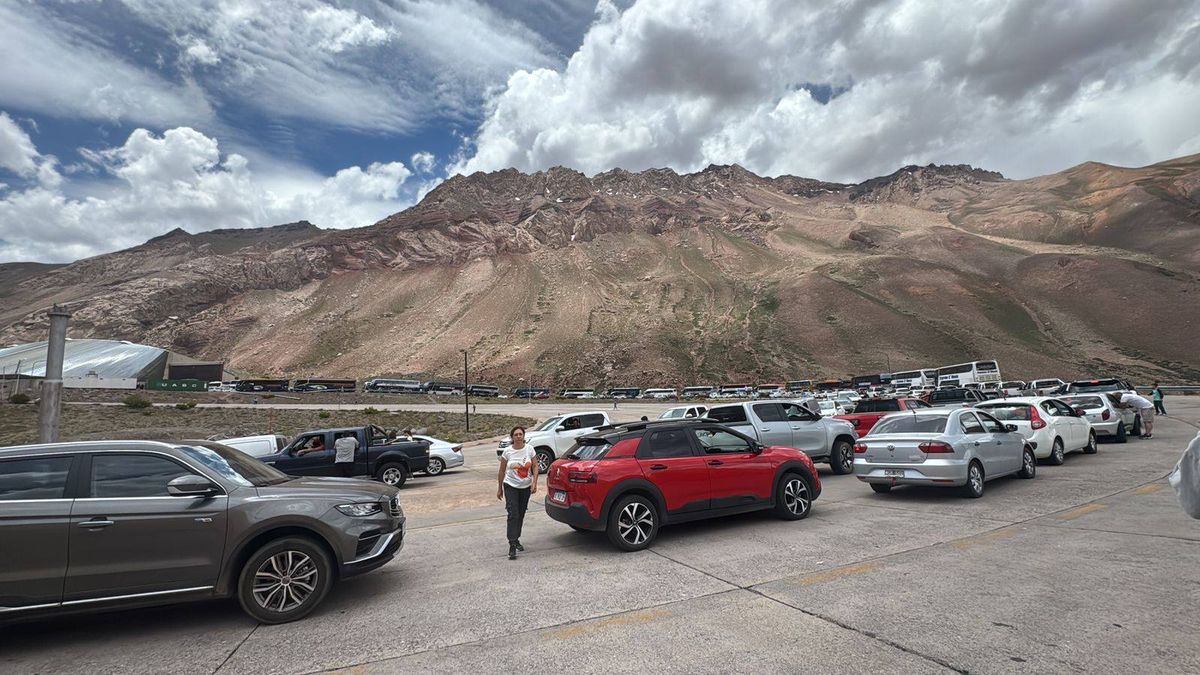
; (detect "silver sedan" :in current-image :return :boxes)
[853,408,1037,498]
[412,435,465,476]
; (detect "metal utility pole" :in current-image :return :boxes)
[38,304,71,443]
[462,349,470,432]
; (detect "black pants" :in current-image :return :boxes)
[1154,401,1167,415]
[504,483,531,544]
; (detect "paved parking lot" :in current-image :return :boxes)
[4,402,1200,674]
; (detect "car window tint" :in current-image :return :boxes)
[1039,401,1062,417]
[977,413,1006,433]
[752,403,785,422]
[959,413,985,434]
[577,414,606,428]
[980,404,1031,421]
[908,399,930,408]
[1051,400,1074,416]
[0,456,73,500]
[707,406,748,424]
[692,429,752,454]
[781,403,812,419]
[641,430,695,459]
[853,400,901,413]
[90,454,194,498]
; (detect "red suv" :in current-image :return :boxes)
[835,397,930,435]
[544,420,821,551]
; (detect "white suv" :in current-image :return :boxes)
[497,411,612,473]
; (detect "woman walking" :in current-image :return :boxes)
[497,426,538,560]
[1152,384,1167,416]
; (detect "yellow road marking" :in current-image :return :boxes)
[793,562,879,586]
[1133,484,1164,495]
[950,528,1016,550]
[1056,503,1106,520]
[552,608,671,640]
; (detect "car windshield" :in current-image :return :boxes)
[660,408,686,419]
[978,404,1033,421]
[853,400,900,413]
[871,415,948,435]
[564,440,611,460]
[1061,395,1106,410]
[180,443,291,487]
[534,417,563,432]
[1068,380,1122,392]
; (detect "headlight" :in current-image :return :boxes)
[336,502,383,517]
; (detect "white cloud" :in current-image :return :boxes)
[0,112,40,177]
[410,151,436,174]
[0,126,414,263]
[0,3,212,127]
[181,38,221,66]
[304,5,392,53]
[457,0,1200,181]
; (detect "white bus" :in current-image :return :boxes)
[365,378,423,393]
[936,360,1001,388]
[890,370,935,390]
[682,385,715,398]
[641,388,679,400]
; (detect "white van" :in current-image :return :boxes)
[218,434,289,458]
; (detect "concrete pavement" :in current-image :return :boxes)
[4,402,1199,674]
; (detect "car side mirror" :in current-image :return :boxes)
[555,425,566,432]
[752,442,764,454]
[168,474,218,497]
[1005,423,1019,432]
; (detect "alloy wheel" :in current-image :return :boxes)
[617,502,654,545]
[426,458,444,476]
[839,446,854,473]
[537,452,552,474]
[381,467,403,485]
[253,551,317,613]
[969,465,983,494]
[1023,450,1035,475]
[783,478,810,516]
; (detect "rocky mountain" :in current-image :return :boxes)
[2,155,1199,386]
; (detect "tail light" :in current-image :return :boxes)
[452,445,463,453]
[567,470,597,484]
[1030,406,1047,430]
[919,442,955,454]
[1101,409,1111,420]
[854,442,868,454]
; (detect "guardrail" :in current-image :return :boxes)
[1139,386,1200,394]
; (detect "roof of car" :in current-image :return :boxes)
[0,439,185,457]
[881,408,956,418]
[978,396,1055,404]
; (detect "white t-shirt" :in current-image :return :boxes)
[501,445,536,489]
[1119,393,1154,411]
[334,436,358,463]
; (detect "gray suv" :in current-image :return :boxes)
[0,440,405,624]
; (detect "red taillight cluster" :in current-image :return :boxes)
[854,442,868,454]
[452,445,463,453]
[1030,406,1047,430]
[567,470,597,484]
[919,441,955,454]
[1101,409,1111,421]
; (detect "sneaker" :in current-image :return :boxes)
[515,541,525,552]
[508,544,517,560]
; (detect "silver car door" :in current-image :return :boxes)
[750,403,793,447]
[781,402,827,457]
[957,411,995,474]
[977,411,1020,474]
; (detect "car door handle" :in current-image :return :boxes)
[649,464,668,471]
[708,459,724,466]
[78,519,114,529]
[973,441,981,446]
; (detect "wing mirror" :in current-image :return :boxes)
[1005,423,1019,432]
[752,442,765,454]
[168,474,219,497]
[555,425,567,432]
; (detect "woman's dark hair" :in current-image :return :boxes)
[510,425,526,437]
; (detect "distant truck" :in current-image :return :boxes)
[259,425,430,488]
[706,401,858,474]
[497,411,612,473]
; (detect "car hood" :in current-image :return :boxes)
[257,476,398,501]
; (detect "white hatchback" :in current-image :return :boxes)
[975,397,1096,464]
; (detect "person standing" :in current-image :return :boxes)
[334,431,358,477]
[1152,384,1167,416]
[497,425,538,560]
[1111,391,1156,439]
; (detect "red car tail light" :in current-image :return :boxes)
[567,470,597,483]
[452,445,463,453]
[1030,406,1047,430]
[1101,409,1111,421]
[919,442,955,454]
[854,442,868,454]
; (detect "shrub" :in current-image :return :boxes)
[122,394,152,409]
[362,407,381,415]
[318,411,331,419]
[8,392,30,404]
[175,401,196,410]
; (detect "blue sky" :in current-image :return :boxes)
[1,0,1198,263]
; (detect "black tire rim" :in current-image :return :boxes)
[617,501,654,545]
[839,444,853,472]
[253,551,317,613]
[783,478,810,515]
[427,458,444,475]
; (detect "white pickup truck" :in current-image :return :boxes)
[497,410,612,473]
[706,401,859,474]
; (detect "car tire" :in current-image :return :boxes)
[606,494,659,551]
[1018,446,1037,479]
[961,461,985,499]
[1083,432,1098,455]
[1132,415,1142,437]
[1047,438,1065,465]
[535,448,555,475]
[870,483,892,494]
[237,536,333,624]
[375,462,407,488]
[829,439,854,475]
[1115,422,1128,444]
[773,472,814,520]
[425,457,445,476]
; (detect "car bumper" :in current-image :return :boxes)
[1089,420,1121,436]
[854,458,970,486]
[444,453,465,469]
[341,518,405,578]
[544,500,601,531]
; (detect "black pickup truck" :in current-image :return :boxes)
[258,425,430,487]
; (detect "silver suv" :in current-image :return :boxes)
[1,440,405,624]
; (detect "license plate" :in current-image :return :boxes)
[551,490,567,504]
[884,469,905,478]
